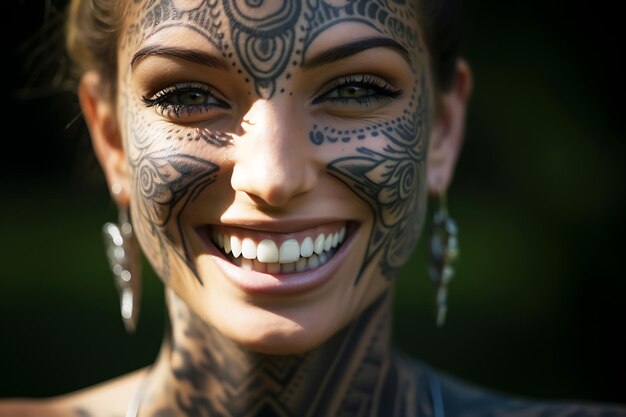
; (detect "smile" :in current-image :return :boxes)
[196,221,359,295]
[210,223,347,274]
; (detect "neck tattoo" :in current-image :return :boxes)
[124,290,417,417]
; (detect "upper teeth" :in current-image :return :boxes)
[213,226,346,265]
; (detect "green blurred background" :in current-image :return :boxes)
[3,0,624,405]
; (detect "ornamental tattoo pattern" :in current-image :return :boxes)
[122,90,222,282]
[123,0,425,284]
[325,77,428,281]
[145,291,409,417]
[223,0,301,97]
[128,0,418,98]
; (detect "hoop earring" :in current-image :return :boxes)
[427,191,459,327]
[102,207,142,333]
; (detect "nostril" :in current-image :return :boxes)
[246,193,283,208]
[242,188,306,209]
[231,161,315,208]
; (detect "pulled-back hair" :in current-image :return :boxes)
[65,0,129,99]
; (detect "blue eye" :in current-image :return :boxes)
[313,74,403,106]
[142,82,230,119]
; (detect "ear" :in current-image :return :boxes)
[79,71,130,206]
[427,58,473,195]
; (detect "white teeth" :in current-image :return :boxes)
[300,236,314,258]
[319,252,328,264]
[212,225,349,273]
[257,239,279,263]
[324,234,332,252]
[267,262,281,273]
[314,234,325,255]
[242,238,257,259]
[230,236,242,258]
[223,234,231,254]
[241,258,253,270]
[296,257,307,272]
[279,239,300,263]
[307,254,319,269]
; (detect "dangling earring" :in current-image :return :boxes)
[102,186,141,333]
[427,191,459,327]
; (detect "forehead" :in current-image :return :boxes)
[123,0,423,96]
[124,0,421,51]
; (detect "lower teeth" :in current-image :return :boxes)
[226,248,337,273]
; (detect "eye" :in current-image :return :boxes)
[326,84,374,99]
[313,74,403,107]
[170,90,214,105]
[141,82,230,121]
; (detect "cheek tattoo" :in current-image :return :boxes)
[323,78,427,281]
[123,0,425,284]
[122,91,225,282]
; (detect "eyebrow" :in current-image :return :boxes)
[302,37,410,68]
[130,46,229,70]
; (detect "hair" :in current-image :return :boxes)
[418,0,462,91]
[64,0,462,100]
[65,0,129,100]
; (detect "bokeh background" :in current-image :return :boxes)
[3,0,624,405]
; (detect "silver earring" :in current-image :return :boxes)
[102,207,142,333]
[427,191,459,327]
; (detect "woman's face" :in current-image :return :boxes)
[116,0,433,353]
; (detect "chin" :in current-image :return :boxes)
[178,215,377,354]
[213,307,335,355]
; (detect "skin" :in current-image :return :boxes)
[0,0,477,416]
[3,1,625,416]
[113,0,434,356]
[96,1,442,414]
[136,288,417,416]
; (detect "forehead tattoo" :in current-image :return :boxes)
[127,0,420,97]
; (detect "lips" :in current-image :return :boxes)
[195,221,358,295]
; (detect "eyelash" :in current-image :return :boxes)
[141,75,401,118]
[313,74,403,106]
[141,82,230,117]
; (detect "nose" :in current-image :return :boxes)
[231,99,317,207]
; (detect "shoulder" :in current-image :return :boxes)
[398,354,626,417]
[0,367,148,417]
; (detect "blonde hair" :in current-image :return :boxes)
[65,0,128,99]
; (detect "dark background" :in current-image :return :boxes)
[3,0,625,406]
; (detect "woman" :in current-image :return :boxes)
[2,0,625,416]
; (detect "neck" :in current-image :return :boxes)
[138,289,415,417]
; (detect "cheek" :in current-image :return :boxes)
[122,102,226,281]
[126,116,223,225]
[311,78,429,280]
